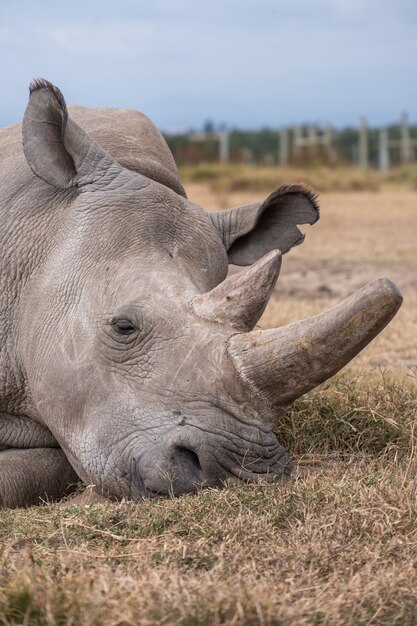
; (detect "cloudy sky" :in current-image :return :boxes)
[1,0,416,130]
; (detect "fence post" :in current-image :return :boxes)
[400,112,411,164]
[279,128,289,166]
[308,125,317,159]
[218,131,229,163]
[359,117,368,168]
[324,123,336,163]
[293,126,302,157]
[379,128,389,171]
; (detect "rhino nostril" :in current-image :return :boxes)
[171,446,205,483]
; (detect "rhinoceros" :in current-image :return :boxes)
[0,79,402,508]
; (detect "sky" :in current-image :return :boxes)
[1,0,416,131]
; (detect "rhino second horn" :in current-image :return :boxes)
[192,250,282,331]
[228,278,403,409]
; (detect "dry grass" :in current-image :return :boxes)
[1,173,417,625]
[180,164,384,193]
[0,377,416,625]
[180,163,417,195]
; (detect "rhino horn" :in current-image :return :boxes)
[228,278,403,410]
[192,250,282,331]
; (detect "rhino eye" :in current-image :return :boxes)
[112,318,137,335]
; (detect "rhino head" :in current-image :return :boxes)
[19,80,402,499]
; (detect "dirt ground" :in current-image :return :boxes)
[187,185,417,370]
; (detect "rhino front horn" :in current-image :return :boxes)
[192,250,282,331]
[228,278,403,410]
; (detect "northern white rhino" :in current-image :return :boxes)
[0,79,402,507]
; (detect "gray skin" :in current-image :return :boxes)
[0,79,403,508]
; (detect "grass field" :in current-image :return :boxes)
[1,167,416,625]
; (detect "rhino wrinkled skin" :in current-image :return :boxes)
[0,80,402,507]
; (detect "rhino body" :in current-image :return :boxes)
[0,80,402,507]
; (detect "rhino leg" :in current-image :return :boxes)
[0,448,79,508]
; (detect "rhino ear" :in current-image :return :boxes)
[23,78,117,189]
[210,184,319,266]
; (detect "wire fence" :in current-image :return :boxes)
[164,113,417,169]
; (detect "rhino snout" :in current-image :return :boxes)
[131,427,292,498]
[132,443,224,498]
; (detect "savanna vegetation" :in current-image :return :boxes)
[1,168,416,625]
